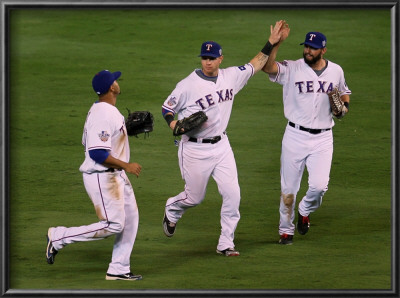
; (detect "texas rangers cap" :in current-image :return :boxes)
[198,41,222,58]
[92,70,121,95]
[300,32,327,49]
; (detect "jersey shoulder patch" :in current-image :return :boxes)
[167,96,177,107]
[98,131,110,142]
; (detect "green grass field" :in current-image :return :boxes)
[7,6,393,295]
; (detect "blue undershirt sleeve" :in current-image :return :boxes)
[89,149,110,164]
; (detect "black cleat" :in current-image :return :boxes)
[297,212,310,235]
[278,233,293,245]
[106,272,142,281]
[163,212,176,237]
[46,228,58,264]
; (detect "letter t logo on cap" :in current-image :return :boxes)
[309,33,316,41]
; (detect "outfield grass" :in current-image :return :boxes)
[7,7,392,293]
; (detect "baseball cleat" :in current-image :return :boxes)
[278,233,293,245]
[46,227,58,264]
[216,248,240,256]
[297,212,310,235]
[163,212,176,237]
[105,272,142,281]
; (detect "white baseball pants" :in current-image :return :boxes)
[165,135,241,251]
[50,170,139,275]
[279,124,333,235]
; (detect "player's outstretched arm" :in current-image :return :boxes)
[262,22,290,75]
[250,20,286,73]
[261,43,280,75]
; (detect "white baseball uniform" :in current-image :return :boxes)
[162,64,254,251]
[49,102,139,275]
[269,58,351,235]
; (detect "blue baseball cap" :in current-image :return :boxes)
[300,32,327,49]
[198,41,222,58]
[92,70,121,95]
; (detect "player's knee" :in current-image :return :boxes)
[309,184,328,197]
[281,193,295,207]
[185,193,205,206]
[219,183,240,206]
[106,221,125,234]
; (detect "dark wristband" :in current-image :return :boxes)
[164,114,174,126]
[344,102,349,109]
[261,41,274,56]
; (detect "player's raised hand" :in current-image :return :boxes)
[268,20,285,45]
[279,21,290,42]
[125,162,142,177]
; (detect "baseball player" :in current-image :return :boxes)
[262,30,351,244]
[46,70,143,281]
[161,20,288,256]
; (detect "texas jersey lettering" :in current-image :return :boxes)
[271,58,351,129]
[162,64,254,138]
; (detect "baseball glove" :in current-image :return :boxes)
[328,87,346,118]
[173,111,208,136]
[126,110,154,137]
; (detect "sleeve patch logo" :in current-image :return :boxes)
[167,96,177,106]
[98,131,110,142]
